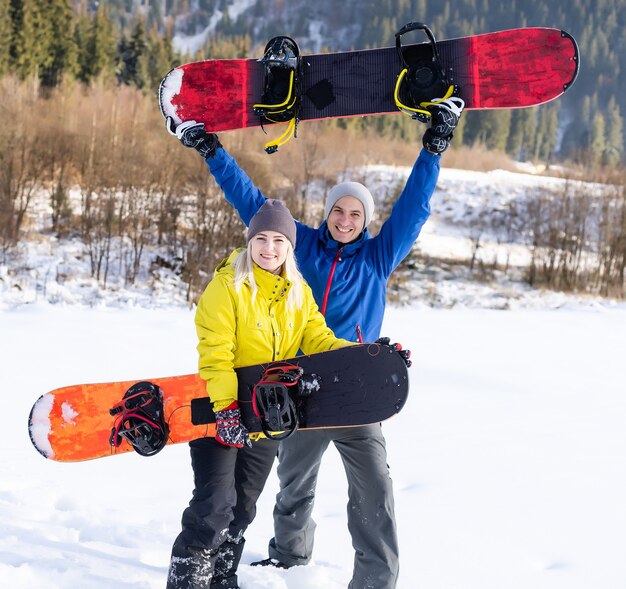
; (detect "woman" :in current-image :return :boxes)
[167,199,352,589]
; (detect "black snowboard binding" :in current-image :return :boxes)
[253,36,302,154]
[394,22,460,122]
[109,381,169,457]
[252,363,318,439]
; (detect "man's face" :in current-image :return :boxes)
[326,196,366,244]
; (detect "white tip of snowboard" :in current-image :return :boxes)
[29,394,55,459]
[160,68,184,124]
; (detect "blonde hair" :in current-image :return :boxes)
[233,242,304,310]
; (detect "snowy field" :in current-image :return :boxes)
[1,302,625,589]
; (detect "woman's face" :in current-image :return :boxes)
[250,230,290,274]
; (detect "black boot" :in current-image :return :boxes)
[250,557,291,569]
[211,539,245,589]
[167,546,218,589]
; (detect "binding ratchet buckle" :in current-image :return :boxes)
[394,22,460,121]
[109,381,169,457]
[253,36,302,154]
[252,363,313,439]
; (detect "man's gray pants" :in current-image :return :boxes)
[268,424,399,589]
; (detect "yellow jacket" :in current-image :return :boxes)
[195,249,353,409]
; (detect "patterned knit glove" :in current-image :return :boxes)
[375,337,412,368]
[422,96,464,154]
[215,402,252,448]
[165,117,222,159]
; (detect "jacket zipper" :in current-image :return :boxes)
[320,247,342,316]
[321,247,364,344]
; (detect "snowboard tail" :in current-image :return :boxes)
[160,27,579,133]
[29,343,409,462]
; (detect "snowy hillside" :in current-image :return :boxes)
[1,164,622,313]
[171,0,369,55]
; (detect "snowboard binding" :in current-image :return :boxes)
[252,363,319,439]
[109,381,169,457]
[394,22,460,122]
[253,36,302,154]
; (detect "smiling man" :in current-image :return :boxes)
[168,97,462,589]
[324,182,373,244]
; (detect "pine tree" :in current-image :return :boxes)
[40,0,78,87]
[590,111,606,165]
[146,28,177,91]
[77,5,118,84]
[488,110,512,151]
[8,0,24,67]
[535,104,559,163]
[10,0,76,86]
[12,0,50,79]
[520,108,537,161]
[462,110,511,151]
[604,97,624,166]
[0,0,11,75]
[117,20,150,89]
[506,110,526,159]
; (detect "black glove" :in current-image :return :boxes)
[166,117,221,159]
[375,337,412,368]
[215,402,252,448]
[422,96,464,155]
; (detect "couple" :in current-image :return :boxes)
[166,97,462,589]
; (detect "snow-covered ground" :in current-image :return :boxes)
[1,164,625,588]
[2,303,625,588]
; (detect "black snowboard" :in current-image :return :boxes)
[194,343,409,434]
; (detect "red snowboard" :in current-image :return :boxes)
[159,27,579,133]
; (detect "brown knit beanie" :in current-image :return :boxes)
[247,199,297,247]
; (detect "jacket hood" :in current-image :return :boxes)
[213,248,243,278]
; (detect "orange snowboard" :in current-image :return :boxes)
[29,373,213,462]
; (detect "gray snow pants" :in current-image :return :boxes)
[268,424,399,589]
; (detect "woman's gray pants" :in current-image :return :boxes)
[268,424,399,589]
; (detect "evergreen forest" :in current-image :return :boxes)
[1,0,625,164]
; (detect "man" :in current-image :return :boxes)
[167,97,462,589]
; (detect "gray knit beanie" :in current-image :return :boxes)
[247,199,297,247]
[324,181,375,227]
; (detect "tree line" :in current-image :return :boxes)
[0,79,365,302]
[1,78,624,302]
[1,0,177,92]
[1,0,624,166]
[0,1,624,301]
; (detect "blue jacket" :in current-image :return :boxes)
[207,147,440,342]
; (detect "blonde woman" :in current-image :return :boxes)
[167,199,352,589]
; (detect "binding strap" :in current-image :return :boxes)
[253,36,302,154]
[260,117,298,155]
[109,381,169,457]
[252,364,304,439]
[394,22,460,121]
[394,79,457,120]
